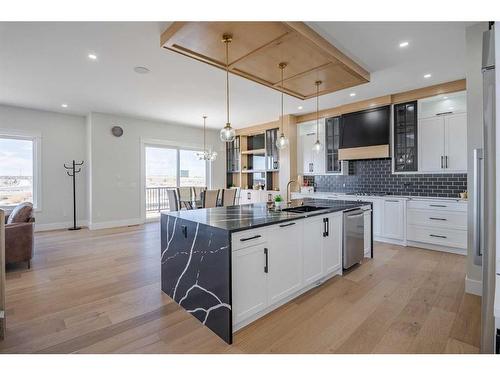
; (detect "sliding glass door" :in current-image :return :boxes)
[144,145,208,215]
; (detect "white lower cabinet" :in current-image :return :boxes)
[232,212,344,329]
[381,198,405,241]
[302,213,342,284]
[302,216,325,284]
[323,213,343,274]
[232,244,268,323]
[267,221,303,305]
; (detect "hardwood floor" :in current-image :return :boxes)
[0,223,480,354]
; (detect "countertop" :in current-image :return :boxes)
[292,191,468,202]
[163,198,369,233]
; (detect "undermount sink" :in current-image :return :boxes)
[281,205,328,214]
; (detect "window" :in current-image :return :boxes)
[179,149,207,187]
[0,134,40,209]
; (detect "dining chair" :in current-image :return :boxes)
[167,189,180,212]
[193,186,206,202]
[201,189,219,208]
[177,187,193,209]
[221,188,237,207]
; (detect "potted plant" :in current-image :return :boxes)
[274,194,284,209]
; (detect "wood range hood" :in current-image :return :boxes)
[160,22,370,100]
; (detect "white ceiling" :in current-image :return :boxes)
[0,21,474,129]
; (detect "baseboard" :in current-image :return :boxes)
[465,276,482,296]
[89,218,144,230]
[35,220,89,232]
[406,240,466,255]
[373,236,406,246]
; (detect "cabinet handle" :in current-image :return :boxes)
[279,222,296,228]
[441,156,444,169]
[240,234,261,242]
[264,248,269,273]
[386,199,399,203]
[430,234,447,239]
[445,156,449,168]
[429,217,447,221]
[430,204,447,208]
[325,217,329,237]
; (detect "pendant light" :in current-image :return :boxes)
[219,33,236,143]
[312,80,323,153]
[196,116,217,161]
[275,62,289,150]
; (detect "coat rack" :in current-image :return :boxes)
[64,160,84,231]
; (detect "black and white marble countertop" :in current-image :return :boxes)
[163,198,369,233]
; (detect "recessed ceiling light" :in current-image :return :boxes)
[133,66,150,74]
[399,41,409,48]
[297,106,303,110]
[443,96,448,99]
[350,92,356,97]
[449,107,454,110]
[370,103,376,107]
[88,53,97,60]
[424,73,432,79]
[61,103,68,108]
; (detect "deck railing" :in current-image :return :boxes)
[146,187,173,212]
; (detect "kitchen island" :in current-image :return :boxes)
[160,198,372,344]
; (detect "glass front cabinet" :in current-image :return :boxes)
[265,128,279,171]
[325,116,341,173]
[393,101,418,172]
[226,136,240,173]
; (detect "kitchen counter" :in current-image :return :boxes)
[160,198,371,344]
[164,198,364,233]
[292,191,467,202]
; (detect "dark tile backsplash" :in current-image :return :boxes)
[303,158,467,198]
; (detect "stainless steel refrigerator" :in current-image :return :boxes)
[473,25,496,354]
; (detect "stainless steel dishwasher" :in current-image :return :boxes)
[343,208,367,269]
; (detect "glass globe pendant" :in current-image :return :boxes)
[196,116,217,161]
[312,80,323,154]
[220,34,236,143]
[275,62,289,150]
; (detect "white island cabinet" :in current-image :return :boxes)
[231,210,348,331]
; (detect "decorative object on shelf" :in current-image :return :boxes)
[64,160,84,231]
[276,62,289,150]
[312,80,324,153]
[219,33,236,143]
[111,126,124,137]
[274,194,284,209]
[196,116,217,161]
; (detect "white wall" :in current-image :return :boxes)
[87,112,225,229]
[0,105,87,230]
[465,22,489,288]
[0,105,226,231]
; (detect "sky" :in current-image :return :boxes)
[0,138,33,176]
[145,146,206,178]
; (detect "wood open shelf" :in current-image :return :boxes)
[161,22,370,100]
[241,149,266,155]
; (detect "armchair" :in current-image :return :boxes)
[4,202,34,269]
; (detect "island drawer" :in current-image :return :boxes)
[232,228,267,251]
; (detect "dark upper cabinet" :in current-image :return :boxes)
[226,136,240,173]
[325,116,341,173]
[265,128,279,170]
[393,101,418,172]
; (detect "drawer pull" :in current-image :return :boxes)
[429,217,447,221]
[240,234,262,242]
[386,199,399,203]
[264,248,269,273]
[430,234,447,239]
[279,222,296,228]
[430,204,447,208]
